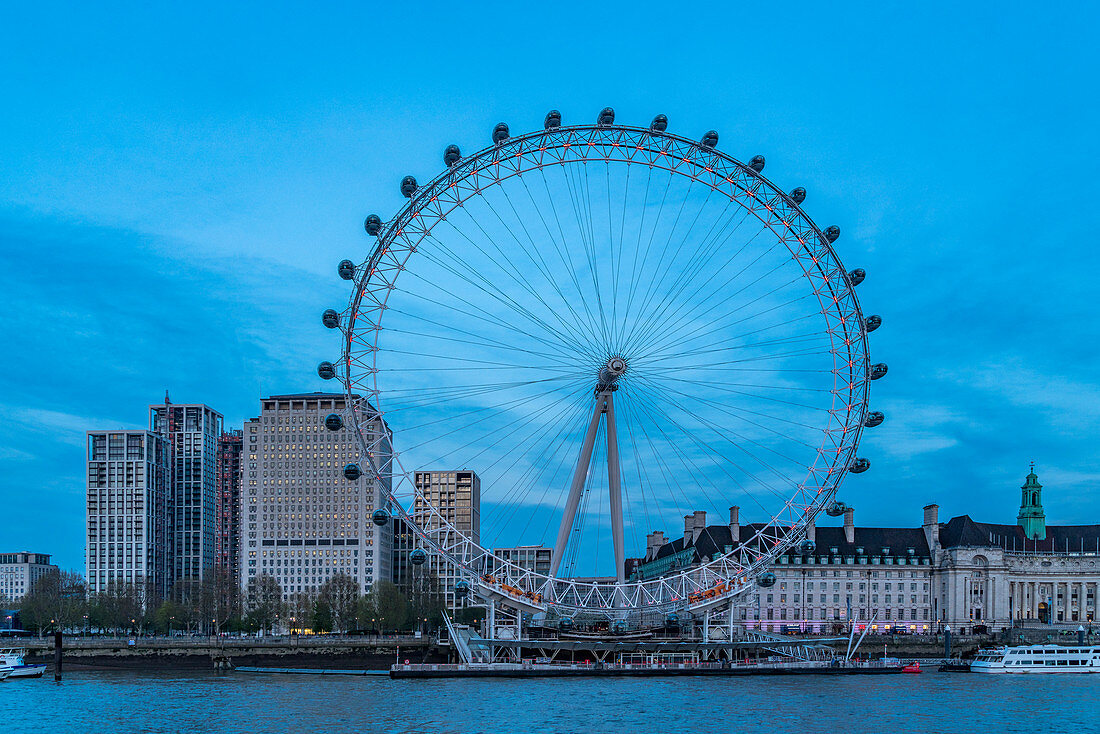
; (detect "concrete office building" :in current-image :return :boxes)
[240,393,392,597]
[0,552,58,603]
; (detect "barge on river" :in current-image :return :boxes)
[390,659,907,678]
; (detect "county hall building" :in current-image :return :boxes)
[634,468,1100,635]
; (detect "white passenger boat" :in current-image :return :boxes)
[970,644,1100,673]
[0,648,47,679]
[0,668,11,681]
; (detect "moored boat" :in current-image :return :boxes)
[0,648,47,679]
[970,644,1100,674]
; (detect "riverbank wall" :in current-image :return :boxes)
[19,637,445,671]
[14,633,1023,672]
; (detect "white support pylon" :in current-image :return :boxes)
[549,357,628,581]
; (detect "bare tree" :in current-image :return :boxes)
[19,569,87,634]
[201,567,241,633]
[247,574,284,633]
[288,591,314,633]
[319,574,361,633]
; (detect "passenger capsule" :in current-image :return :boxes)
[492,122,510,144]
[610,619,628,634]
[317,361,336,380]
[443,144,462,167]
[454,580,470,597]
[757,572,777,588]
[338,259,356,280]
[849,458,871,474]
[559,616,574,631]
[364,214,383,236]
[400,176,418,198]
[847,268,866,287]
[597,107,615,126]
[665,612,680,627]
[824,225,841,243]
[701,130,719,148]
[825,501,848,517]
[790,187,807,204]
[322,309,340,329]
[324,413,343,431]
[372,508,390,526]
[650,114,668,132]
[343,463,362,481]
[410,548,428,566]
[544,109,562,129]
[749,155,765,172]
[865,315,882,333]
[864,411,885,428]
[869,363,889,380]
[799,538,817,555]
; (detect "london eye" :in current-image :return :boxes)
[319,108,886,621]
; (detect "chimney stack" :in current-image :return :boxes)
[684,515,694,545]
[692,510,707,543]
[923,503,940,552]
[729,506,740,544]
[843,507,855,544]
[645,531,667,561]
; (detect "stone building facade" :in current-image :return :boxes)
[930,469,1100,631]
[635,469,1100,635]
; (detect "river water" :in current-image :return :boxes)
[4,670,1097,733]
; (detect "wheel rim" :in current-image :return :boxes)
[336,122,873,617]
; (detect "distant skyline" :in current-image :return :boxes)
[3,3,1099,570]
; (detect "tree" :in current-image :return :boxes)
[172,579,204,633]
[454,606,485,626]
[360,581,407,632]
[287,591,314,634]
[153,599,184,635]
[87,581,145,634]
[319,574,361,633]
[202,568,241,634]
[20,569,87,634]
[406,570,445,632]
[246,574,284,633]
[312,597,333,633]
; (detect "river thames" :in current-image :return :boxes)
[5,670,1098,733]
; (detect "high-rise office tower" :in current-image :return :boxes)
[412,469,481,613]
[240,393,392,597]
[149,397,223,585]
[215,429,243,581]
[85,430,172,598]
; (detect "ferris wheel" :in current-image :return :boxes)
[318,108,887,620]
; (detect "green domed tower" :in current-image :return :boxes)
[1017,464,1047,540]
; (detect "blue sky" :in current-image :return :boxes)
[2,2,1099,572]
